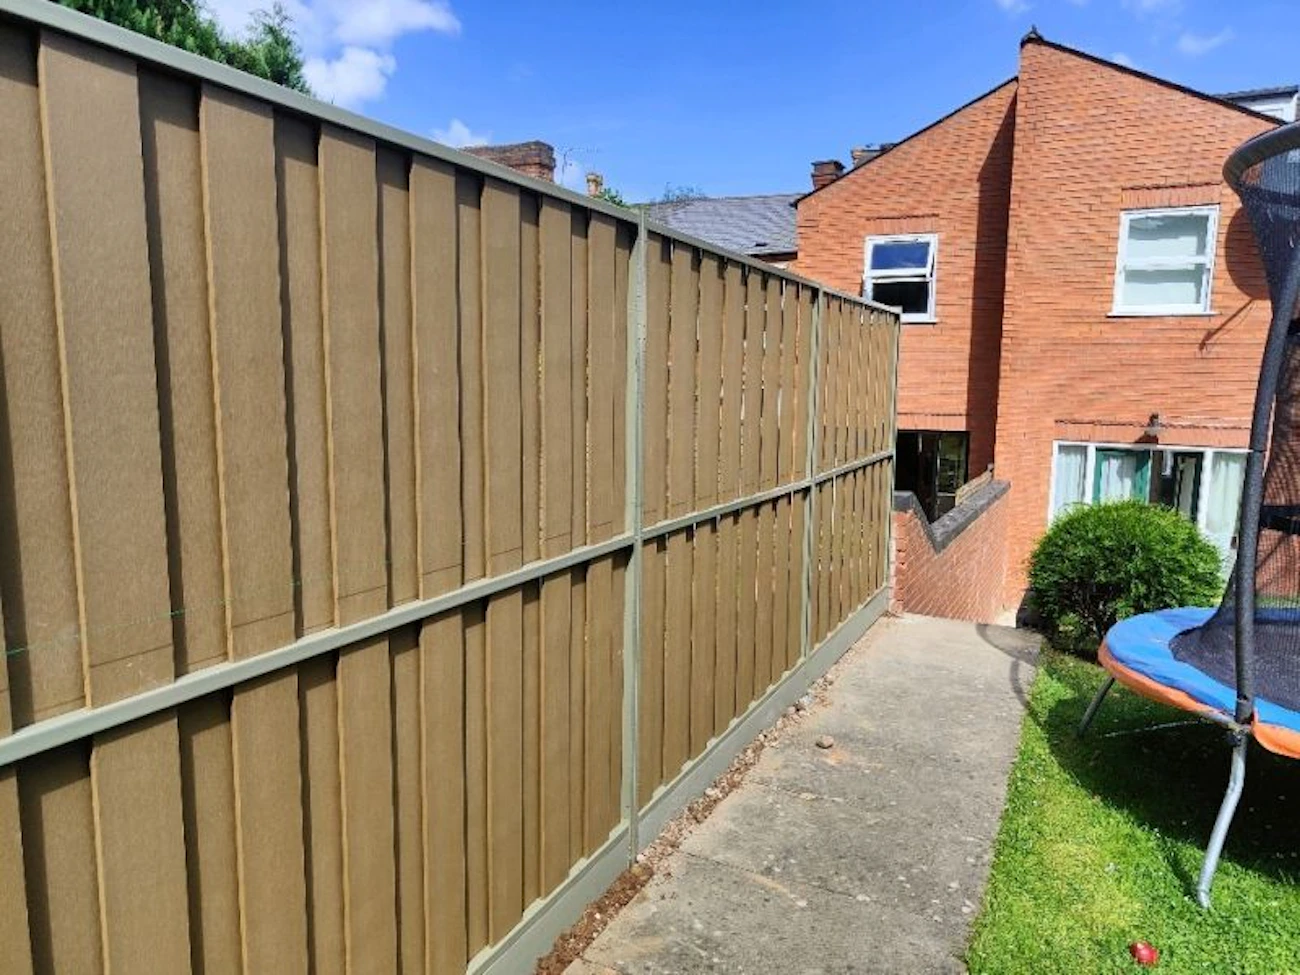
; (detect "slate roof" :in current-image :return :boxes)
[1219,84,1299,102]
[641,193,799,257]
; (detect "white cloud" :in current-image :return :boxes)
[305,47,396,108]
[1111,51,1136,67]
[994,0,1030,13]
[433,118,492,148]
[204,0,460,109]
[333,0,460,46]
[1176,27,1233,56]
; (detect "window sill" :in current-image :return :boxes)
[1107,309,1217,319]
[901,317,938,326]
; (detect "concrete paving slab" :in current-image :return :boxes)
[565,615,1038,975]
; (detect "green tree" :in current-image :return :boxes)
[595,185,628,207]
[56,0,310,93]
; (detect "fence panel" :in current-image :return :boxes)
[0,4,898,973]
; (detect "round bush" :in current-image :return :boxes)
[1027,500,1224,655]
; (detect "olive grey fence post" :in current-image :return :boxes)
[621,210,648,858]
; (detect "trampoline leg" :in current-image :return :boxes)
[1077,676,1115,737]
[1196,737,1249,909]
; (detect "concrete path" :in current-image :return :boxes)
[566,614,1039,975]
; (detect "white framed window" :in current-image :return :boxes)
[1048,440,1246,568]
[864,234,937,323]
[1111,206,1219,316]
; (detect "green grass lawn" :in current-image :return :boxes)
[967,650,1300,974]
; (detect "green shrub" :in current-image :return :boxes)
[1027,500,1224,655]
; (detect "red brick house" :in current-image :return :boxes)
[796,33,1280,610]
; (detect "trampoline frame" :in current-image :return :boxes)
[1079,119,1300,909]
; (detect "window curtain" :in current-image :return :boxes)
[1204,453,1246,563]
[1096,451,1139,502]
[1052,446,1087,517]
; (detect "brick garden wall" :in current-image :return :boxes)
[891,481,1010,624]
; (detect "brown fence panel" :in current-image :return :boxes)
[0,7,897,974]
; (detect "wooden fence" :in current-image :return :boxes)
[0,3,899,973]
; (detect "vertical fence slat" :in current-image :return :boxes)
[540,201,573,559]
[697,257,724,510]
[139,71,225,677]
[588,215,619,542]
[570,214,590,549]
[391,626,424,975]
[522,584,541,909]
[463,604,488,955]
[741,270,763,496]
[412,158,464,598]
[422,611,468,973]
[772,496,791,678]
[487,588,524,943]
[642,237,670,525]
[20,747,100,973]
[584,557,614,847]
[299,657,344,975]
[378,149,419,607]
[275,115,335,636]
[540,572,572,890]
[637,541,665,805]
[667,245,698,520]
[735,509,758,710]
[0,24,80,731]
[754,502,775,693]
[522,198,542,567]
[690,519,717,751]
[663,528,691,777]
[567,568,587,854]
[759,276,781,490]
[458,174,487,583]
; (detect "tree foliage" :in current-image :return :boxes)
[594,185,628,207]
[1027,500,1223,655]
[57,0,310,93]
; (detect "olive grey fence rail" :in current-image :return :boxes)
[0,2,899,972]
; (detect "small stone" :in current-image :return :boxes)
[794,899,807,908]
[796,695,812,712]
[948,881,960,890]
[961,905,973,915]
[704,787,721,800]
[815,735,835,749]
[784,706,797,718]
[855,894,870,903]
[798,791,817,801]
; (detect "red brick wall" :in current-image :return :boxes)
[891,485,1010,623]
[795,81,1017,474]
[994,40,1276,602]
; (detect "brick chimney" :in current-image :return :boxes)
[464,140,556,182]
[586,172,604,197]
[810,159,845,190]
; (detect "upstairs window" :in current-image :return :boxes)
[1112,207,1218,316]
[864,234,937,323]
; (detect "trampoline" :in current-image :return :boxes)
[1081,119,1300,908]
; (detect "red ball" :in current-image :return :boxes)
[1129,941,1159,966]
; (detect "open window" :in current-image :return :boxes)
[1111,207,1218,316]
[864,234,937,323]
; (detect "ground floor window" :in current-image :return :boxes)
[896,430,969,522]
[1050,441,1246,564]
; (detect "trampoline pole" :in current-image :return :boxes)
[1076,676,1114,737]
[1196,735,1248,909]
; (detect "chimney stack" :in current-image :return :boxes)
[586,172,604,197]
[463,140,556,182]
[850,146,873,167]
[810,159,845,190]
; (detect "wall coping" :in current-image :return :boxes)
[893,480,1010,555]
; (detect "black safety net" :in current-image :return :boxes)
[1171,131,1300,713]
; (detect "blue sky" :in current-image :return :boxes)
[206,0,1299,202]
